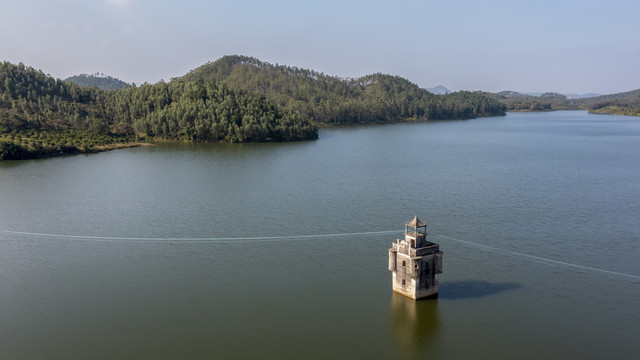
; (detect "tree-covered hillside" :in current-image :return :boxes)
[490,91,578,111]
[0,62,107,133]
[492,89,640,116]
[580,89,640,116]
[1,56,509,160]
[103,80,317,143]
[1,61,317,160]
[65,73,130,90]
[4,56,637,161]
[178,55,506,124]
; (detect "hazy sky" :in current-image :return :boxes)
[1,0,639,94]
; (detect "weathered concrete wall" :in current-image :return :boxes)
[389,248,397,271]
[389,235,443,300]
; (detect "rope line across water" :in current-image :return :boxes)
[432,234,640,282]
[0,228,402,242]
[1,227,638,282]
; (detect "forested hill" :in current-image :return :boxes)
[491,89,640,116]
[580,89,640,116]
[177,55,506,124]
[0,61,317,160]
[1,56,513,160]
[489,92,577,111]
[65,73,130,90]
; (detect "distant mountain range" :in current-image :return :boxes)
[426,85,450,94]
[513,91,602,99]
[563,93,602,99]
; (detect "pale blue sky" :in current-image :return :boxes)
[1,0,639,94]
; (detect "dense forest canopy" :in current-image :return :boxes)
[177,55,507,125]
[65,73,130,90]
[0,61,317,159]
[4,55,636,161]
[102,80,317,143]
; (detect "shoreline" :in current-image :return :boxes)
[0,141,154,161]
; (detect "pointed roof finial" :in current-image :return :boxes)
[405,216,427,228]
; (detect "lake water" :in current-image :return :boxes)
[1,111,639,359]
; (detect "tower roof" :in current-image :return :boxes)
[405,216,427,228]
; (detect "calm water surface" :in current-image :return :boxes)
[1,111,639,359]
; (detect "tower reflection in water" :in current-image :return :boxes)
[390,293,440,356]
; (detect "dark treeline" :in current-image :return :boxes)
[65,73,130,90]
[178,55,506,125]
[0,61,317,159]
[492,90,640,116]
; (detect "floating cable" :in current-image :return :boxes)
[0,228,401,243]
[432,234,640,282]
[1,227,637,282]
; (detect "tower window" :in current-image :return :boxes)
[414,264,419,269]
[402,260,406,267]
[402,279,406,285]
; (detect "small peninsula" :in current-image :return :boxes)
[2,56,507,160]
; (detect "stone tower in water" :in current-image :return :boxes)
[388,216,443,299]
